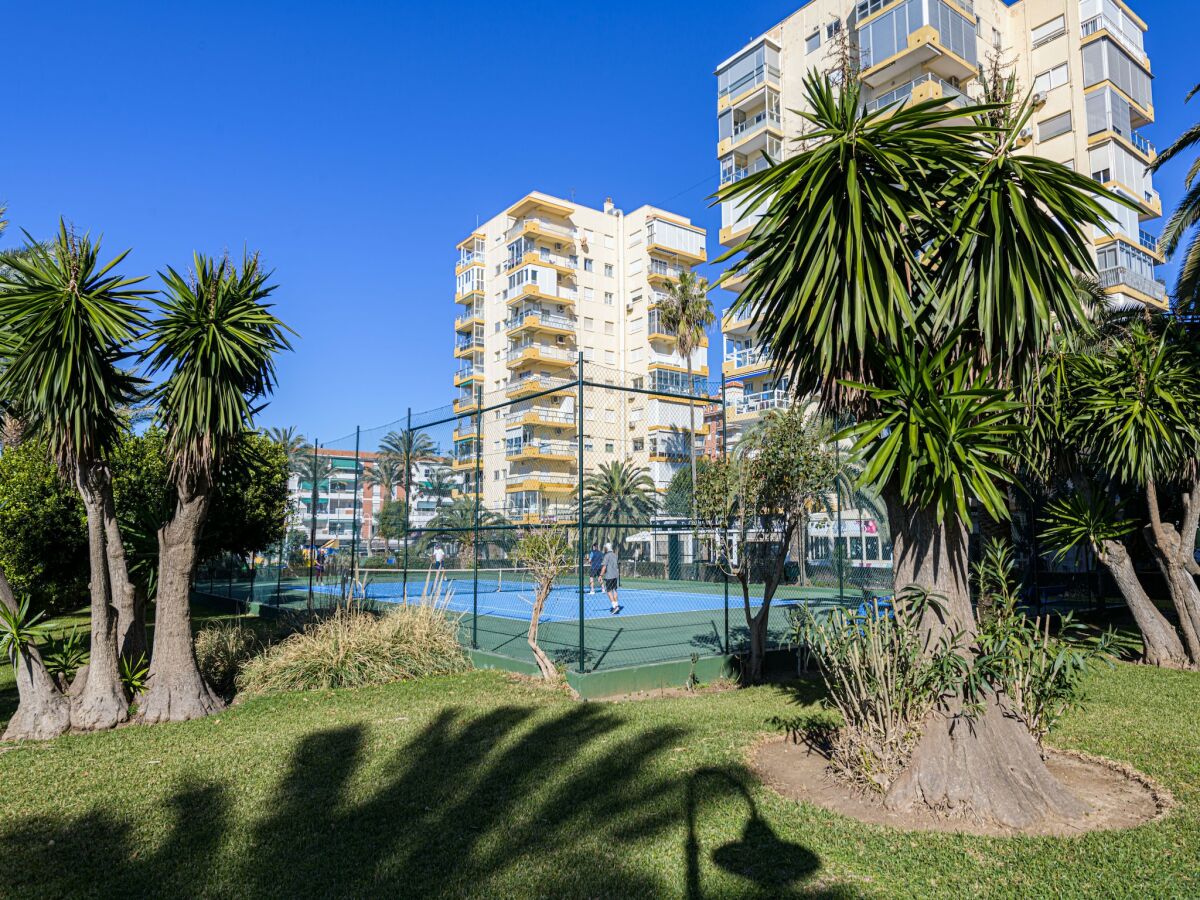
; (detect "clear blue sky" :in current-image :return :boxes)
[4,0,1195,442]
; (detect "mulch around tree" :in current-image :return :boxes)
[752,737,1173,837]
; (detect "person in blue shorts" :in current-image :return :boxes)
[588,542,603,594]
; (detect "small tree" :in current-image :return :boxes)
[514,526,572,679]
[698,406,836,682]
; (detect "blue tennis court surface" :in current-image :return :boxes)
[316,578,847,623]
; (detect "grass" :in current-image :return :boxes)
[1,661,1198,898]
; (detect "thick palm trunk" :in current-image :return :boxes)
[100,488,145,663]
[1181,468,1200,577]
[72,465,129,731]
[882,495,1086,828]
[1097,539,1190,668]
[139,487,224,723]
[0,568,70,741]
[1143,481,1200,664]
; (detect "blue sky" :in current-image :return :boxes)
[4,0,1196,441]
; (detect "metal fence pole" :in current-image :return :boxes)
[835,439,845,605]
[472,407,482,650]
[350,426,361,598]
[276,538,284,606]
[402,407,412,600]
[308,440,319,608]
[576,352,586,674]
[721,377,729,655]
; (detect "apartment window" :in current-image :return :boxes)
[630,347,643,363]
[605,350,616,364]
[604,321,615,335]
[1034,63,1068,94]
[630,292,642,305]
[805,31,820,54]
[584,406,595,420]
[604,234,615,249]
[583,347,595,361]
[632,438,644,452]
[992,27,1001,50]
[584,317,595,331]
[583,440,594,451]
[493,470,500,481]
[583,229,594,243]
[584,258,594,272]
[604,292,614,305]
[604,263,614,277]
[605,442,615,453]
[826,18,842,39]
[604,410,616,424]
[632,377,644,390]
[1092,167,1111,184]
[1038,111,1072,141]
[584,287,595,301]
[1031,15,1066,49]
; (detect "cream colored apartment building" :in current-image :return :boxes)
[451,192,708,523]
[717,0,1164,442]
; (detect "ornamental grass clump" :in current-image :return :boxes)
[236,578,468,695]
[790,590,969,792]
[195,621,261,698]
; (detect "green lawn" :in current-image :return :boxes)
[1,661,1197,898]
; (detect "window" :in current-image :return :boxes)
[584,287,595,301]
[584,258,594,272]
[604,263,613,277]
[850,537,863,560]
[604,409,616,423]
[632,438,644,452]
[1034,63,1068,94]
[805,31,820,54]
[604,350,616,364]
[584,317,595,331]
[1092,167,1111,183]
[494,470,501,481]
[584,406,595,420]
[604,234,615,249]
[604,320,615,335]
[605,442,615,453]
[826,18,841,39]
[866,536,880,560]
[1038,111,1072,141]
[604,291,614,305]
[1031,15,1066,49]
[630,347,643,363]
[631,292,642,304]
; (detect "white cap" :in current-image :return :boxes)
[604,542,613,552]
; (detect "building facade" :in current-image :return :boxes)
[717,0,1164,443]
[452,192,709,523]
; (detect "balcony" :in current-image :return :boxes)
[506,310,577,337]
[865,73,965,114]
[505,282,578,307]
[506,193,575,220]
[506,217,578,246]
[505,407,576,428]
[505,472,576,494]
[453,365,481,387]
[505,439,575,463]
[732,389,792,419]
[1081,15,1149,69]
[505,373,575,400]
[453,395,481,415]
[648,259,685,285]
[454,309,484,331]
[859,1,979,89]
[455,286,484,305]
[717,59,781,109]
[452,425,478,442]
[719,155,771,187]
[1098,266,1168,304]
[505,343,578,370]
[455,252,484,276]
[723,346,770,375]
[646,218,706,264]
[453,336,484,359]
[505,250,577,276]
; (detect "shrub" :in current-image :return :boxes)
[789,590,970,792]
[42,626,88,688]
[195,621,262,697]
[236,593,468,696]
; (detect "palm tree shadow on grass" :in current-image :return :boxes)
[0,702,855,898]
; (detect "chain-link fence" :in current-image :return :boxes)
[198,359,898,674]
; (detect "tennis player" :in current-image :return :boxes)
[602,542,621,614]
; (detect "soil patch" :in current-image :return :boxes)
[753,737,1172,837]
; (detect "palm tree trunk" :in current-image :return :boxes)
[1143,480,1200,664]
[139,482,225,724]
[882,491,1087,828]
[0,567,71,741]
[100,486,145,663]
[72,462,129,731]
[1097,539,1190,668]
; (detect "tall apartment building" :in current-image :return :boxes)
[451,191,708,523]
[716,0,1164,444]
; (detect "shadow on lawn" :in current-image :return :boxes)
[0,702,850,898]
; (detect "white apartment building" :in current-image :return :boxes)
[451,191,709,523]
[717,0,1165,442]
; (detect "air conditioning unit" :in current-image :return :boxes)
[1031,91,1048,108]
[1017,127,1034,145]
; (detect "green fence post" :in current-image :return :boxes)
[308,440,319,608]
[402,407,412,600]
[350,426,361,601]
[835,438,844,605]
[276,538,284,606]
[721,376,729,655]
[576,352,586,674]
[472,407,482,650]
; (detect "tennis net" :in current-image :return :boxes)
[355,566,584,597]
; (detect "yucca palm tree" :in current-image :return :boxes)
[657,270,714,535]
[718,73,1120,827]
[1149,82,1200,314]
[138,252,291,723]
[0,222,151,732]
[582,460,658,550]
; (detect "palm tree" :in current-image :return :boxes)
[1149,82,1200,314]
[425,497,506,563]
[363,456,402,553]
[138,251,291,724]
[380,427,435,487]
[423,465,456,507]
[657,270,714,536]
[582,461,658,551]
[265,426,308,468]
[718,73,1119,827]
[0,222,151,732]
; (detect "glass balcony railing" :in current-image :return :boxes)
[506,472,575,486]
[505,439,574,458]
[720,155,771,186]
[505,218,578,243]
[505,407,575,426]
[865,74,965,113]
[454,309,483,328]
[725,347,769,369]
[457,251,483,268]
[454,336,484,352]
[649,259,685,280]
[1098,266,1168,301]
[506,310,576,331]
[506,344,577,363]
[733,389,792,416]
[1130,130,1156,157]
[718,63,781,101]
[732,109,781,141]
